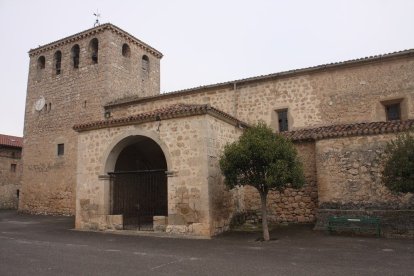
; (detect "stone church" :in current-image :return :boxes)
[19,24,413,237]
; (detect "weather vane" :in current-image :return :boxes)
[93,10,101,27]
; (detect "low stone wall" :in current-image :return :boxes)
[315,209,414,238]
[241,142,318,224]
[242,185,318,224]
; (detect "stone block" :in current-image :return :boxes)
[166,225,189,234]
[106,215,123,230]
[191,223,210,236]
[153,216,168,232]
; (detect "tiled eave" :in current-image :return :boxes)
[0,134,23,148]
[105,48,414,108]
[29,23,163,58]
[284,119,414,142]
[73,104,248,132]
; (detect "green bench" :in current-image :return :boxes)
[327,216,381,237]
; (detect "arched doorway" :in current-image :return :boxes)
[108,136,168,230]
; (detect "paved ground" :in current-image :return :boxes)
[0,210,413,276]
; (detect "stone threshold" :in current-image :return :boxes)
[72,228,211,240]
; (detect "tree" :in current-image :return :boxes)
[219,122,305,241]
[382,131,414,193]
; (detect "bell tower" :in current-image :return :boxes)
[20,24,163,215]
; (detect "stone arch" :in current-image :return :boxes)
[37,56,45,69]
[122,43,131,58]
[54,50,62,75]
[141,55,149,71]
[102,129,172,175]
[71,44,80,68]
[89,38,99,64]
[101,129,171,229]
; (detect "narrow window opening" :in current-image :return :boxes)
[37,56,45,69]
[142,55,149,71]
[385,103,401,121]
[84,100,87,108]
[71,44,80,68]
[89,38,99,64]
[10,164,16,172]
[54,50,62,75]
[57,143,65,156]
[16,189,20,198]
[49,103,52,112]
[122,43,131,57]
[277,109,289,132]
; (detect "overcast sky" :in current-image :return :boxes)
[1,0,414,136]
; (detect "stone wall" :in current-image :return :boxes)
[242,142,318,224]
[76,115,208,235]
[312,58,414,125]
[108,75,323,130]
[206,116,243,235]
[315,133,413,237]
[0,146,22,209]
[20,26,161,215]
[108,56,414,132]
[315,134,413,209]
[106,30,161,99]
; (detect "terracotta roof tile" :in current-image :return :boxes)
[73,103,248,132]
[284,120,414,141]
[0,134,23,148]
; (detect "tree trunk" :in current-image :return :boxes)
[259,191,270,241]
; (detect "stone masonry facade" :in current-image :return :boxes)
[0,135,23,209]
[74,106,244,236]
[20,24,414,237]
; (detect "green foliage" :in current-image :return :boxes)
[382,131,414,193]
[219,122,305,195]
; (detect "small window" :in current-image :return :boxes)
[142,55,149,71]
[89,38,99,64]
[71,44,80,68]
[10,164,16,172]
[57,143,64,156]
[277,109,289,132]
[37,56,45,69]
[122,43,131,57]
[54,50,62,75]
[385,103,401,121]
